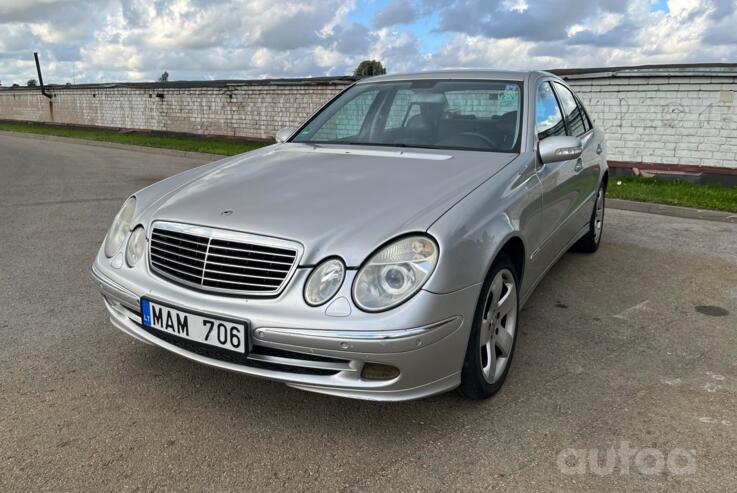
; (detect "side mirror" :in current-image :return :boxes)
[538,136,583,164]
[275,127,295,143]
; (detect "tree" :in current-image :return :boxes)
[353,60,386,79]
[158,71,169,82]
[27,79,37,87]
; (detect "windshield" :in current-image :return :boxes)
[291,79,523,153]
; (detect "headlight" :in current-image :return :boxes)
[125,226,146,267]
[352,235,438,312]
[104,197,136,257]
[304,258,345,306]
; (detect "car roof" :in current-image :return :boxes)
[355,69,552,84]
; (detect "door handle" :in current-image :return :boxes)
[575,158,584,172]
[596,144,603,155]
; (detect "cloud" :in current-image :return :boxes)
[373,0,418,28]
[428,0,632,41]
[0,0,735,86]
[328,22,374,55]
[703,0,737,44]
[0,0,87,22]
[370,29,423,73]
[252,1,346,50]
[566,21,641,48]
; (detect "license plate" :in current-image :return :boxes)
[140,299,247,353]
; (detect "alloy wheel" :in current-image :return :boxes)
[594,188,605,244]
[479,268,517,384]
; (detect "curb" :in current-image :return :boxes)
[0,130,224,161]
[607,198,737,224]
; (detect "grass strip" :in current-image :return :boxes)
[607,176,737,213]
[0,121,269,156]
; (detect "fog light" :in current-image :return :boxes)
[361,363,400,381]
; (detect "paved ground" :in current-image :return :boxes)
[1,132,736,492]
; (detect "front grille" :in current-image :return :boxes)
[149,222,300,296]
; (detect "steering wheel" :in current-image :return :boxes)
[459,132,498,149]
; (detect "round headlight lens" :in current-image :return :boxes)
[125,226,146,267]
[104,197,136,257]
[353,235,438,312]
[304,258,345,306]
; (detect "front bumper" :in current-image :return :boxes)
[91,248,480,401]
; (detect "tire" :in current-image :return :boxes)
[459,253,520,400]
[573,181,606,253]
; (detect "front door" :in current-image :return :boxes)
[527,80,578,279]
[551,82,600,237]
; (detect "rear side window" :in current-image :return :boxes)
[576,96,593,131]
[535,82,566,140]
[553,82,587,137]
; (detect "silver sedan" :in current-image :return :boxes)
[92,70,608,401]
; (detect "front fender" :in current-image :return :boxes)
[425,213,523,294]
[424,154,541,295]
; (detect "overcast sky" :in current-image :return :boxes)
[1,0,736,85]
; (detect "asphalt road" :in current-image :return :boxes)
[1,133,736,492]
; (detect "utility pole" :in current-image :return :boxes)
[34,51,52,99]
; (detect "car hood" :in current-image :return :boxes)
[147,143,517,266]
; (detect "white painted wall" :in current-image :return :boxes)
[1,71,736,170]
[568,74,737,169]
[0,81,349,140]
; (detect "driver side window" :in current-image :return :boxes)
[535,82,566,140]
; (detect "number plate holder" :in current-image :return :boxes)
[140,298,249,354]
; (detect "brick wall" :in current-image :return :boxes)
[1,69,736,170]
[0,79,351,140]
[566,72,737,170]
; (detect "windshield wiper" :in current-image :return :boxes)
[341,141,406,147]
[308,140,508,153]
[342,142,443,150]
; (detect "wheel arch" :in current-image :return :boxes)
[494,235,526,285]
[426,205,531,295]
[458,231,525,400]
